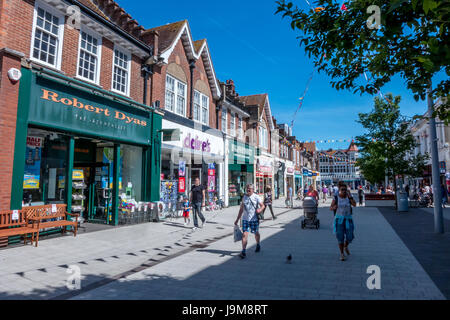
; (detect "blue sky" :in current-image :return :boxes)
[116,0,437,151]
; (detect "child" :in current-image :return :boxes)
[182,197,191,226]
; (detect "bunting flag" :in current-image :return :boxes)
[341,3,348,11]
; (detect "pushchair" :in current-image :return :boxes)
[301,197,320,229]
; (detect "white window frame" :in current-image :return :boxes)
[165,74,187,116]
[201,94,209,126]
[76,27,102,85]
[111,45,131,96]
[193,90,209,126]
[259,126,268,149]
[230,112,236,137]
[221,107,227,134]
[238,115,243,139]
[193,90,201,123]
[30,1,65,70]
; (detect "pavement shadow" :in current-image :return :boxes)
[0,206,444,300]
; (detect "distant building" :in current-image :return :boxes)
[318,141,361,189]
[407,100,450,188]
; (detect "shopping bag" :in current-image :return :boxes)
[234,225,243,242]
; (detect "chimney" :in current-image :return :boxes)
[142,30,159,56]
[225,79,236,97]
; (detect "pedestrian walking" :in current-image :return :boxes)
[262,186,276,220]
[234,184,265,259]
[306,185,319,203]
[182,197,191,226]
[405,184,410,199]
[317,184,322,199]
[189,177,206,231]
[322,185,328,203]
[286,184,293,208]
[333,184,339,197]
[358,186,364,206]
[330,185,357,261]
[441,184,448,208]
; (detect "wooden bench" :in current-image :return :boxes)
[25,204,79,247]
[0,209,36,247]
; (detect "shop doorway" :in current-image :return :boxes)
[73,139,115,225]
[191,168,201,186]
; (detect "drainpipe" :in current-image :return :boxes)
[189,60,196,119]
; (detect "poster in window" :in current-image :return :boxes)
[24,136,43,189]
[179,160,186,177]
[178,177,186,193]
[208,175,216,192]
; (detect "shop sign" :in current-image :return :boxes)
[23,174,40,189]
[162,120,224,156]
[208,169,215,176]
[72,170,84,180]
[29,75,151,145]
[178,177,186,193]
[295,171,302,176]
[184,133,211,152]
[229,139,255,164]
[26,136,43,148]
[208,163,216,170]
[287,167,295,174]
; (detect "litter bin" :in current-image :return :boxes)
[397,192,409,212]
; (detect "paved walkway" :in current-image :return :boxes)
[0,198,445,300]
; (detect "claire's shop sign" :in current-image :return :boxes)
[183,133,211,153]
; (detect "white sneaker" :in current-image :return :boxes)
[184,222,187,226]
[192,227,197,232]
[202,220,206,228]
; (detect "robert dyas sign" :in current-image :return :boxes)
[28,75,151,145]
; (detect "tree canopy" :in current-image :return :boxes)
[355,93,429,185]
[275,0,449,122]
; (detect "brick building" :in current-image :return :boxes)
[0,0,163,228]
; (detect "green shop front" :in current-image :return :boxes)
[11,67,162,228]
[228,139,254,206]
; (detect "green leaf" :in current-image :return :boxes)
[423,0,438,14]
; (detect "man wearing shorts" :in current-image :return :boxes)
[234,184,265,259]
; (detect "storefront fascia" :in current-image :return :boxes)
[294,170,303,193]
[256,154,274,195]
[160,119,225,211]
[11,67,163,226]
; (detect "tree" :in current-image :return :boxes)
[275,0,450,123]
[355,93,429,186]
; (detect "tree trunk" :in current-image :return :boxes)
[393,171,398,210]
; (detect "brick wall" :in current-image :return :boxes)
[0,52,22,210]
[151,39,219,130]
[0,0,149,209]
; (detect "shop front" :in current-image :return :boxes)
[303,168,314,189]
[12,67,162,227]
[256,156,274,195]
[286,162,295,196]
[274,160,285,199]
[228,139,255,206]
[294,171,303,195]
[160,119,225,217]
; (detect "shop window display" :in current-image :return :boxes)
[23,128,68,206]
